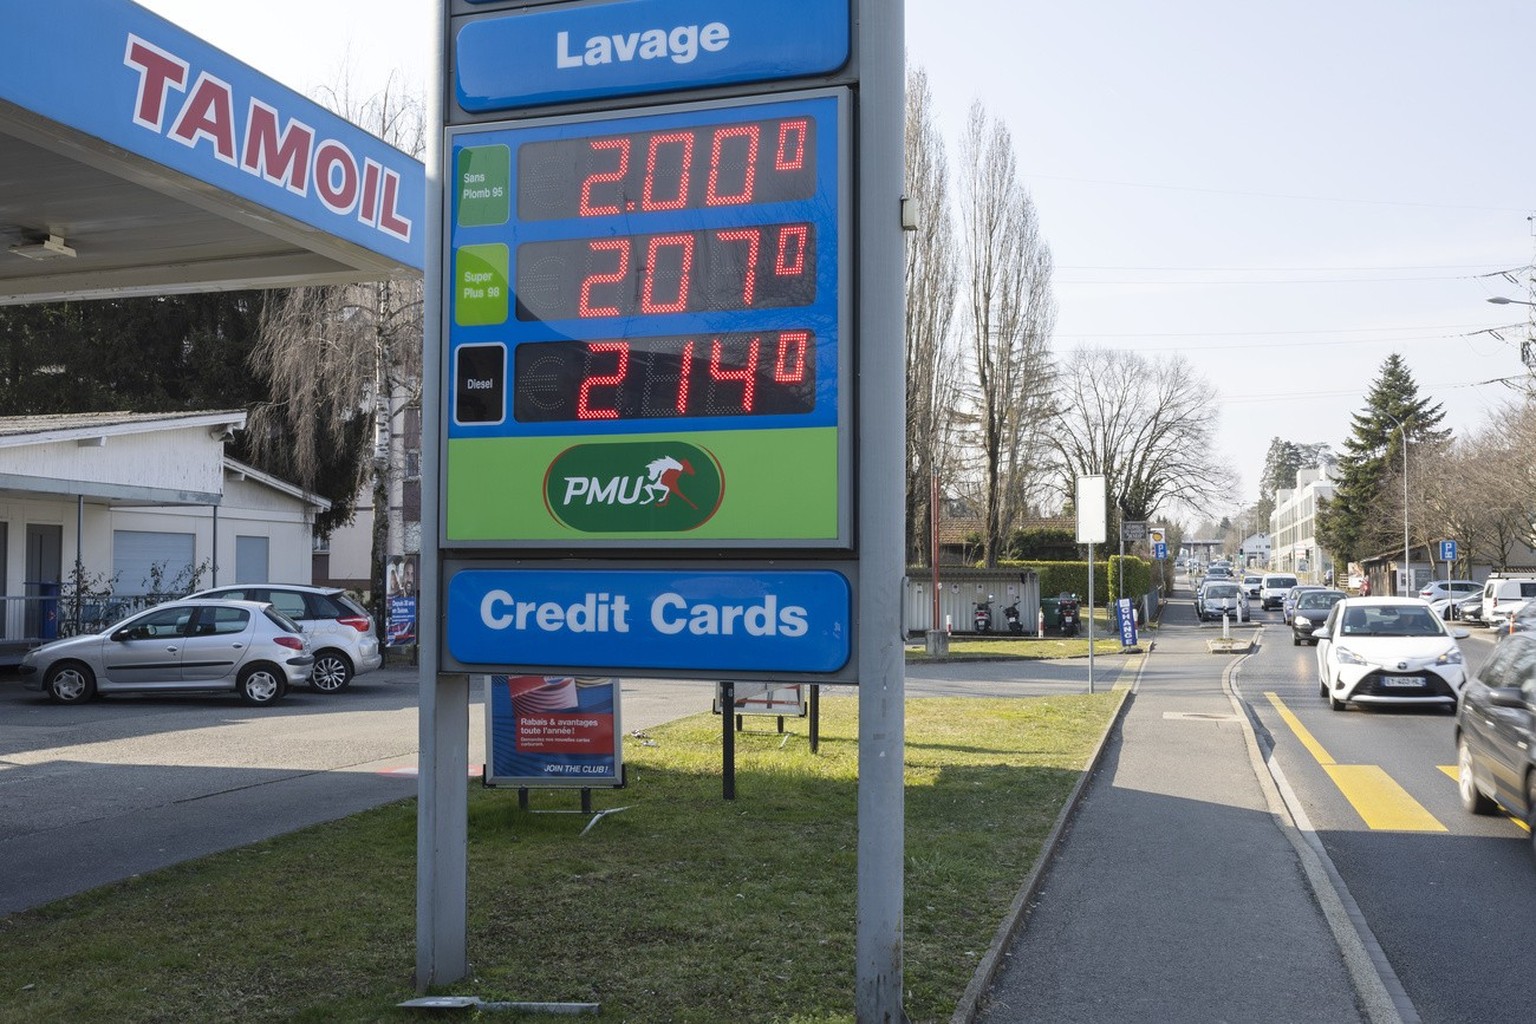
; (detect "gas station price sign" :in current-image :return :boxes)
[445,91,848,548]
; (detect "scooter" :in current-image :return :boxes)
[1058,594,1081,637]
[974,596,994,634]
[1003,599,1024,634]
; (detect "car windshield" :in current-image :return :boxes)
[1338,605,1445,637]
[1297,592,1344,610]
[1205,584,1239,598]
[1268,578,1298,588]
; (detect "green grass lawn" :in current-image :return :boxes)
[0,693,1124,1024]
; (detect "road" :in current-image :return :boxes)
[0,665,717,915]
[0,653,1124,917]
[1228,581,1529,1024]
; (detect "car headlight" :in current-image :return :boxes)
[1293,615,1313,629]
[1335,647,1368,666]
[1436,648,1463,666]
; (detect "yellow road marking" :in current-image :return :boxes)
[1437,764,1532,833]
[1264,691,1448,832]
[1265,692,1335,764]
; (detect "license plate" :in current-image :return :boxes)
[1379,675,1424,688]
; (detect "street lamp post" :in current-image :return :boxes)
[1380,408,1411,595]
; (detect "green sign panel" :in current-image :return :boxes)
[453,243,508,326]
[456,145,510,227]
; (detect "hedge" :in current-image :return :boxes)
[1004,556,1153,605]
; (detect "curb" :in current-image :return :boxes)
[947,656,1145,1024]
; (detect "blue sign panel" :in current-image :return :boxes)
[1116,597,1138,648]
[456,0,850,112]
[0,1,424,270]
[1440,539,1458,561]
[447,568,851,672]
[1153,541,1168,560]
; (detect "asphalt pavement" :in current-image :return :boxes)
[972,592,1395,1024]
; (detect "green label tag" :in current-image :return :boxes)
[454,243,509,326]
[456,145,510,227]
[545,441,724,532]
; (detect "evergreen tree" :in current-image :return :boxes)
[1316,354,1448,562]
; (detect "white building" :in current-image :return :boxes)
[1269,466,1334,581]
[1238,532,1270,567]
[1,411,327,656]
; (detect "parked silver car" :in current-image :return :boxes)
[19,599,313,706]
[185,584,382,693]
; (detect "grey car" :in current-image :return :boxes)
[186,584,382,693]
[18,599,313,706]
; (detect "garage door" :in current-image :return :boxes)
[113,530,196,596]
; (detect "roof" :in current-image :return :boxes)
[224,457,330,513]
[0,410,245,447]
[2,1,423,306]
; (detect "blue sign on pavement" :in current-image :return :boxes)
[455,0,851,111]
[1440,539,1458,562]
[1116,597,1138,648]
[1153,541,1168,560]
[446,567,851,673]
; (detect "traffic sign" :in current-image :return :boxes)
[1440,539,1458,562]
[1153,542,1168,560]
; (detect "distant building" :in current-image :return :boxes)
[1270,467,1333,580]
[1238,533,1270,567]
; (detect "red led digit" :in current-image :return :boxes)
[710,335,760,412]
[578,239,630,318]
[775,224,809,276]
[576,342,629,419]
[705,124,760,206]
[775,120,808,171]
[578,137,630,217]
[774,331,809,383]
[674,339,695,414]
[715,228,761,305]
[640,233,696,314]
[641,131,694,211]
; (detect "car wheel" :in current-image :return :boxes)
[309,650,354,694]
[1458,736,1497,815]
[238,665,286,706]
[45,662,96,704]
[1292,634,1301,646]
[1327,679,1346,711]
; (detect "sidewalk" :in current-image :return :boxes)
[969,601,1387,1024]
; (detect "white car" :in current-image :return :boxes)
[1312,597,1469,712]
[1259,573,1299,611]
[1419,580,1482,604]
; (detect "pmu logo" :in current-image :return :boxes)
[544,442,724,532]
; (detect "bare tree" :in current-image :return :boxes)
[955,102,1056,566]
[1418,400,1536,570]
[904,66,962,566]
[246,80,425,614]
[1049,348,1234,534]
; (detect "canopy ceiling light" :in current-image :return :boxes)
[8,233,77,260]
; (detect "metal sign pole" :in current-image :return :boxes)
[417,0,467,991]
[855,1,906,1019]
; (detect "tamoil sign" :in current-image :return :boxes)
[444,89,850,548]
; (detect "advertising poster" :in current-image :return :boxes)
[1116,597,1138,648]
[387,596,417,647]
[713,682,807,717]
[485,675,623,788]
[386,554,418,647]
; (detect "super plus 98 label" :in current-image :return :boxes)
[445,91,846,546]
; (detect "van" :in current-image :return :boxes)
[1479,576,1536,629]
[1259,573,1300,610]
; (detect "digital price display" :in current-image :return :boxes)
[445,91,848,547]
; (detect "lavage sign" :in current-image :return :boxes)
[447,569,851,673]
[556,21,730,68]
[453,0,851,111]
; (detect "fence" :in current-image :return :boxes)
[1,592,176,646]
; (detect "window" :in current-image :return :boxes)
[198,606,251,636]
[235,536,270,584]
[113,530,196,596]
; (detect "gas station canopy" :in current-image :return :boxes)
[0,1,425,307]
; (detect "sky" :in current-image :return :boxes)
[134,0,1536,524]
